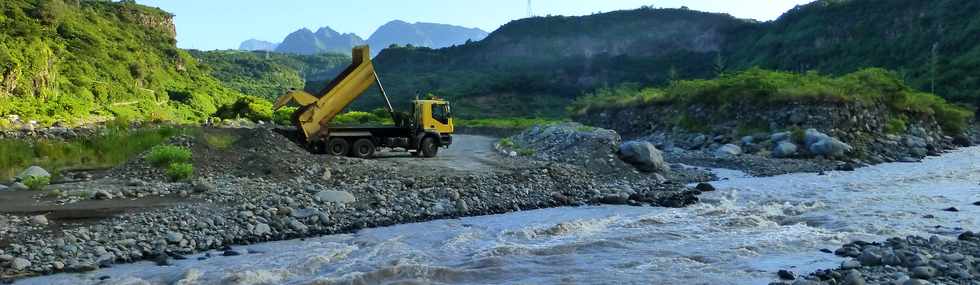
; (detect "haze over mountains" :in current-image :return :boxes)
[240,20,489,56]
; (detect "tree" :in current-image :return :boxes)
[713,51,727,76]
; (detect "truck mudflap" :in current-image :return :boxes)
[440,134,453,146]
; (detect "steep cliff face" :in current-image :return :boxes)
[0,0,241,124]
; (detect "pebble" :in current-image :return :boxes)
[973,201,980,206]
[910,266,936,279]
[942,207,959,212]
[165,232,184,243]
[841,260,861,270]
[842,270,865,285]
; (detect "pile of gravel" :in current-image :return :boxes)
[502,122,629,174]
[776,232,980,285]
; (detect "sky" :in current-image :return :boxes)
[136,0,816,51]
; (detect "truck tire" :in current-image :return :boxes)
[327,138,350,156]
[351,138,375,158]
[420,136,439,158]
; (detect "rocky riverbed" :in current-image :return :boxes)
[13,144,980,285]
[0,126,709,281]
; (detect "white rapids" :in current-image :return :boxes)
[18,147,980,285]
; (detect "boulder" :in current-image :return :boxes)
[10,182,28,191]
[192,180,215,193]
[694,183,715,192]
[315,190,356,204]
[904,136,928,149]
[11,258,31,271]
[16,166,50,181]
[771,132,792,143]
[30,215,48,226]
[772,142,798,158]
[253,223,271,236]
[713,144,742,157]
[618,141,668,173]
[0,184,8,192]
[804,129,831,147]
[165,232,184,244]
[93,190,114,200]
[809,138,852,158]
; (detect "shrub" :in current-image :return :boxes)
[272,107,297,125]
[885,116,908,134]
[214,96,273,122]
[333,111,392,125]
[790,127,806,144]
[146,145,192,167]
[22,176,50,191]
[165,162,193,181]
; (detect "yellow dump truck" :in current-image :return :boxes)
[273,45,453,158]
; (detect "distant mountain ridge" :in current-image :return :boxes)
[239,39,278,51]
[241,21,488,56]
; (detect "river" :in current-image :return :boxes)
[17,147,980,285]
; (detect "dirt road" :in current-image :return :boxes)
[374,134,513,174]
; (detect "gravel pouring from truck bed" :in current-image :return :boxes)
[0,127,707,280]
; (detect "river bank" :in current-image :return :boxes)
[13,146,980,285]
[0,127,707,281]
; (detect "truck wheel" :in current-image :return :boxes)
[327,138,349,156]
[351,138,375,158]
[420,137,439,158]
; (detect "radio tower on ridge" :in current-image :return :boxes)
[527,0,533,18]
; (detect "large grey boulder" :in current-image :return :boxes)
[713,144,742,157]
[773,141,799,158]
[804,129,831,147]
[803,129,852,158]
[16,166,50,181]
[618,141,668,173]
[0,184,8,192]
[315,190,356,204]
[809,137,852,157]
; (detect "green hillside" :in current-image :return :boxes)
[367,0,980,118]
[190,50,350,101]
[0,0,242,125]
[725,0,980,108]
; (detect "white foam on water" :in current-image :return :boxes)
[17,147,980,285]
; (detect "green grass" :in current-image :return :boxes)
[165,162,193,181]
[572,68,975,135]
[0,126,181,181]
[146,145,191,167]
[457,117,563,129]
[202,132,238,150]
[885,116,908,134]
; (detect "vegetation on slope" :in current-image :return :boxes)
[0,0,247,125]
[571,68,973,134]
[725,0,980,108]
[368,0,980,118]
[190,50,350,101]
[0,121,181,180]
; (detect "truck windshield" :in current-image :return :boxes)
[433,104,450,124]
